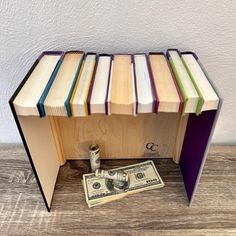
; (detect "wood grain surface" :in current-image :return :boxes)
[57,113,180,160]
[0,144,236,236]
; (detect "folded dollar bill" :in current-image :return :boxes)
[82,160,164,207]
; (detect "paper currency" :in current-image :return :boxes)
[82,160,164,207]
[95,169,129,182]
[88,144,101,172]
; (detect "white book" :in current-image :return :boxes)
[13,54,61,116]
[168,50,199,113]
[71,54,96,116]
[182,53,219,112]
[89,55,112,114]
[133,54,154,113]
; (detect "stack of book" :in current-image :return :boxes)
[13,49,219,117]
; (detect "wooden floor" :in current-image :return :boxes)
[0,144,235,236]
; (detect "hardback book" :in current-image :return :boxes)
[133,54,156,113]
[13,52,63,116]
[148,53,182,112]
[87,54,113,115]
[110,54,136,115]
[167,49,199,114]
[181,52,219,114]
[43,51,84,116]
[70,53,97,116]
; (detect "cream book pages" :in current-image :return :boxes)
[17,116,60,209]
[181,53,219,112]
[134,54,154,113]
[110,55,135,115]
[44,52,84,116]
[168,50,199,113]
[70,54,96,116]
[13,54,61,116]
[89,55,112,114]
[149,54,181,112]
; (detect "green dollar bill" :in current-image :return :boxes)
[82,160,164,207]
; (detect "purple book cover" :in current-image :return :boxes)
[179,51,222,204]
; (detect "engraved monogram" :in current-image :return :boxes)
[146,142,159,152]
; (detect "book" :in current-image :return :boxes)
[43,51,84,116]
[13,52,63,116]
[110,55,136,115]
[181,52,219,114]
[87,54,112,115]
[133,54,156,113]
[148,53,182,112]
[167,49,199,113]
[70,53,97,116]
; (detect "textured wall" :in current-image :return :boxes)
[1,0,236,143]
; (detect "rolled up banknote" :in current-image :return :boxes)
[82,160,164,207]
[88,144,101,172]
[95,169,129,182]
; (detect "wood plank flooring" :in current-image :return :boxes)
[0,144,235,236]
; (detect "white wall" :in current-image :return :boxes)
[1,0,236,143]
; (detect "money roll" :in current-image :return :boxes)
[88,144,101,172]
[95,169,129,182]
